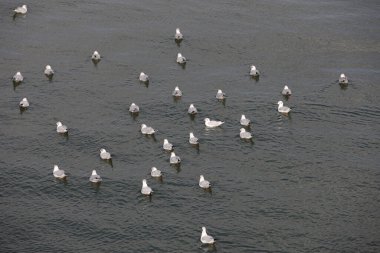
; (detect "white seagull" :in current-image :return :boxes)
[216,89,226,100]
[277,101,291,114]
[14,4,27,14]
[141,124,155,135]
[56,121,68,134]
[89,170,102,183]
[282,85,292,96]
[200,227,215,245]
[339,73,348,84]
[44,65,54,77]
[204,118,224,128]
[250,65,260,77]
[19,98,29,108]
[175,28,183,40]
[150,167,162,178]
[13,72,23,83]
[199,175,210,189]
[189,132,199,145]
[177,53,186,64]
[129,103,140,113]
[163,139,173,151]
[91,51,101,61]
[99,148,111,160]
[188,104,198,115]
[139,72,149,82]
[170,152,181,164]
[240,128,252,139]
[172,86,182,97]
[53,165,67,179]
[240,114,250,126]
[141,179,153,195]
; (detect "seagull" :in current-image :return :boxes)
[339,73,348,84]
[240,114,250,126]
[277,101,291,114]
[89,170,102,183]
[189,132,199,145]
[44,65,54,77]
[56,121,68,133]
[14,4,27,14]
[13,72,23,83]
[282,85,292,96]
[200,227,215,245]
[175,28,183,41]
[172,86,182,97]
[139,72,149,82]
[163,139,173,151]
[250,65,260,77]
[204,118,224,128]
[99,148,111,160]
[240,128,252,139]
[53,165,67,179]
[188,104,198,115]
[170,152,181,164]
[177,53,186,64]
[199,175,210,189]
[141,124,155,135]
[151,167,162,178]
[91,51,101,61]
[129,103,140,113]
[141,179,153,195]
[19,98,29,108]
[215,89,226,100]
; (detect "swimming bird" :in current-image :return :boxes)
[141,179,153,195]
[163,139,173,151]
[151,167,162,178]
[175,28,183,41]
[277,101,291,114]
[250,65,260,77]
[188,104,198,115]
[89,170,102,183]
[200,227,215,245]
[139,72,149,82]
[215,89,226,100]
[282,85,291,96]
[14,4,27,14]
[53,165,66,179]
[172,86,182,97]
[13,72,23,83]
[44,65,54,77]
[19,98,29,108]
[129,103,139,113]
[240,128,252,139]
[339,73,348,84]
[91,51,101,61]
[141,124,155,135]
[56,121,68,133]
[170,152,181,164]
[189,132,199,145]
[177,53,186,64]
[99,148,111,160]
[199,175,210,189]
[240,114,250,126]
[204,118,224,128]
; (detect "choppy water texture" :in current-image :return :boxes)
[1,0,380,252]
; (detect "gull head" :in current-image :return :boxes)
[200,175,205,181]
[277,101,283,107]
[100,148,106,153]
[164,139,169,144]
[170,152,176,157]
[190,132,195,138]
[251,65,256,70]
[190,103,194,107]
[241,114,246,120]
[56,121,62,127]
[204,118,210,123]
[142,179,148,187]
[240,128,246,133]
[177,53,182,58]
[141,124,147,129]
[53,165,59,172]
[176,28,181,33]
[340,73,346,78]
[22,97,28,102]
[131,102,136,106]
[16,71,21,75]
[217,89,223,93]
[92,170,97,176]
[202,227,207,235]
[151,167,157,172]
[22,5,27,9]
[45,65,52,70]
[175,86,180,91]
[284,85,289,89]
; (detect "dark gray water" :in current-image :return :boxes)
[1,0,380,252]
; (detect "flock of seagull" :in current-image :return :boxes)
[11,4,350,246]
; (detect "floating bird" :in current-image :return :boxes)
[163,139,173,151]
[175,28,183,41]
[199,175,210,189]
[170,152,181,164]
[19,98,29,108]
[13,72,23,83]
[189,132,199,145]
[172,86,182,97]
[177,53,186,64]
[215,89,226,100]
[200,227,215,245]
[250,65,260,77]
[188,104,198,115]
[240,128,252,139]
[89,170,102,183]
[56,121,68,133]
[139,72,149,82]
[204,118,224,128]
[141,179,153,195]
[141,124,155,135]
[129,103,140,113]
[91,51,101,61]
[282,85,291,96]
[151,167,162,178]
[240,115,250,126]
[14,4,27,14]
[339,73,348,84]
[44,65,54,77]
[277,101,291,114]
[99,148,111,160]
[53,165,66,179]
